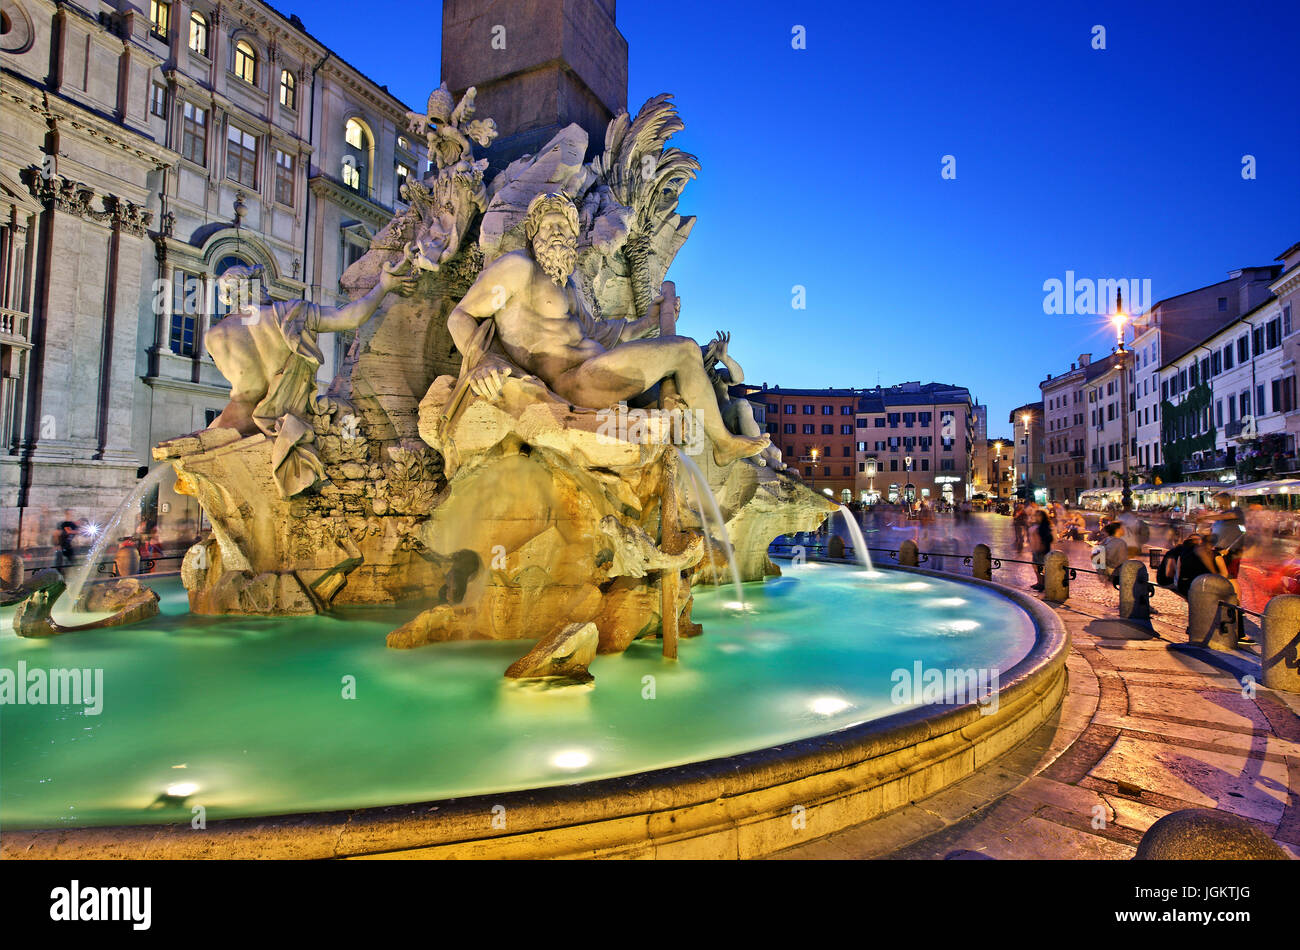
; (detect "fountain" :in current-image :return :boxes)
[1,87,1068,859]
[836,505,875,571]
[677,449,746,606]
[56,466,172,621]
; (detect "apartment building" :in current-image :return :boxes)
[1,0,415,548]
[1129,267,1281,481]
[854,382,976,506]
[969,403,989,496]
[1274,243,1300,453]
[759,387,860,499]
[986,438,1014,503]
[1163,279,1297,482]
[1009,401,1044,501]
[1039,354,1109,503]
[1084,348,1136,492]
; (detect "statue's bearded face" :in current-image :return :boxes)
[531,212,579,286]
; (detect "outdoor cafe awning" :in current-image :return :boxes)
[1226,478,1300,496]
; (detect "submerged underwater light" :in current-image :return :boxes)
[809,697,850,716]
[551,750,591,770]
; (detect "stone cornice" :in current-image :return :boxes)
[308,174,392,226]
[1270,264,1300,299]
[22,165,154,236]
[317,59,410,120]
[3,75,174,172]
[142,371,230,399]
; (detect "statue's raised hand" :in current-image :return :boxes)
[711,330,730,360]
[466,353,513,401]
[380,242,420,297]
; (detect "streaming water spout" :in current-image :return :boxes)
[836,505,874,571]
[675,449,745,606]
[58,466,172,619]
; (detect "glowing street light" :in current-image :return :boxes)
[1113,288,1132,511]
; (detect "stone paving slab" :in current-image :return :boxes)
[1087,735,1290,826]
[772,560,1299,860]
[1091,710,1300,760]
[1124,682,1266,731]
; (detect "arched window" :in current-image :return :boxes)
[188,11,208,56]
[344,118,366,150]
[342,118,370,195]
[279,69,296,109]
[233,40,257,85]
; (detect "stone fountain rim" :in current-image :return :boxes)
[0,563,1068,860]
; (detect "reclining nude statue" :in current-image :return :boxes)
[445,192,771,466]
[203,249,419,497]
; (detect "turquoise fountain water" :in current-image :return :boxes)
[0,563,1035,828]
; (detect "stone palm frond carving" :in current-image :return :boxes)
[593,93,699,224]
[589,94,700,318]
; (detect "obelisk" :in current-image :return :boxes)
[441,0,629,170]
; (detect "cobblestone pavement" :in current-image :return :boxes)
[772,514,1300,860]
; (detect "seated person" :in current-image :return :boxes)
[1092,521,1127,588]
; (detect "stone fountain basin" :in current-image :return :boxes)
[0,564,1066,859]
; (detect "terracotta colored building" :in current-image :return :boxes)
[758,387,860,499]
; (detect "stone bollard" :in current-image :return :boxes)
[899,539,919,567]
[1042,551,1069,602]
[972,543,992,581]
[1261,594,1300,692]
[1135,808,1289,860]
[1118,560,1151,621]
[0,553,23,591]
[114,544,140,578]
[1187,574,1238,651]
[828,535,845,560]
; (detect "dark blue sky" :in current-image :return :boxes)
[295,0,1300,438]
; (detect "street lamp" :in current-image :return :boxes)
[993,440,1003,509]
[865,457,877,503]
[809,447,818,494]
[1020,411,1031,502]
[1113,290,1132,511]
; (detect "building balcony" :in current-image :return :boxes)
[0,307,30,343]
[1224,420,1249,441]
[1183,451,1234,474]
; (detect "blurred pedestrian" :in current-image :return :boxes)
[1092,521,1127,588]
[1029,509,1053,591]
[1199,491,1246,578]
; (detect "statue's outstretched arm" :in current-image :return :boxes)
[315,245,419,333]
[720,352,744,384]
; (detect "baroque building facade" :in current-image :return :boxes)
[1,0,414,551]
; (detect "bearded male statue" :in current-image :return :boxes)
[445,192,770,466]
